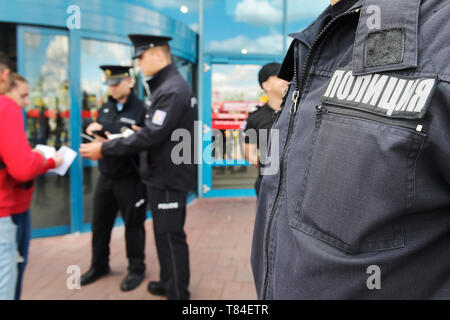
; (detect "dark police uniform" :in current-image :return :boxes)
[101,36,196,300]
[90,66,147,276]
[251,0,450,299]
[243,104,280,196]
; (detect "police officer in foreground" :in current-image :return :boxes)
[80,65,147,291]
[251,0,450,299]
[243,62,288,197]
[80,35,196,300]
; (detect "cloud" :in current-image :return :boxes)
[208,33,283,54]
[82,79,104,96]
[234,0,282,25]
[40,36,69,99]
[189,22,199,32]
[232,0,329,26]
[213,64,260,85]
[212,65,263,101]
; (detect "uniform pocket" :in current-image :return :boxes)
[289,104,427,254]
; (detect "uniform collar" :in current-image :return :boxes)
[279,0,420,81]
[331,0,360,16]
[352,0,421,75]
[147,63,178,92]
[107,91,137,112]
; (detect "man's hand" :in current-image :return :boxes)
[86,122,103,136]
[52,154,63,167]
[92,131,110,143]
[79,141,104,160]
[132,125,142,131]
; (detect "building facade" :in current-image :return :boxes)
[0,0,324,237]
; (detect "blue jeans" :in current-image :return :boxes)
[11,210,30,300]
[0,216,18,300]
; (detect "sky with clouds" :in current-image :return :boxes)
[143,0,330,55]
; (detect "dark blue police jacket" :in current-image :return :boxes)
[96,92,146,179]
[251,0,450,299]
[102,63,197,192]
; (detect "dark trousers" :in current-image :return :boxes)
[11,210,31,300]
[147,187,190,300]
[91,174,146,274]
[255,175,263,197]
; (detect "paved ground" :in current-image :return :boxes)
[22,198,258,300]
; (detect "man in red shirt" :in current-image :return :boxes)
[0,52,62,300]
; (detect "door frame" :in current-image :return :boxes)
[200,53,283,198]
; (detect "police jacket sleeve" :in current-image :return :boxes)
[136,105,146,127]
[101,90,186,157]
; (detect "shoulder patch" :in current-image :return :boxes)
[152,110,167,126]
[321,68,437,119]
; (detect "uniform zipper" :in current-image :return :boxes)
[262,7,361,300]
[316,105,427,133]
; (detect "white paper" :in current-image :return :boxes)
[35,144,56,159]
[48,146,77,176]
[107,133,123,140]
[107,128,136,140]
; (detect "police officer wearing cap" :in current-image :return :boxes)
[80,65,147,291]
[243,62,289,197]
[80,35,196,300]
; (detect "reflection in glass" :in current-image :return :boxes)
[212,166,259,189]
[211,63,262,188]
[211,64,263,162]
[22,31,71,228]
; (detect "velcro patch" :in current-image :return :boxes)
[152,110,167,126]
[365,28,404,68]
[321,69,437,119]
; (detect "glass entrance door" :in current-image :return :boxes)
[17,26,71,235]
[202,59,273,197]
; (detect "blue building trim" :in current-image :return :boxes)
[69,28,83,234]
[31,225,71,239]
[204,189,256,198]
[0,0,197,63]
[197,0,205,198]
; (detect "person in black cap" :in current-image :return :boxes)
[80,65,148,292]
[243,62,289,197]
[80,35,196,300]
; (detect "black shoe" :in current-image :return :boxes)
[147,281,166,296]
[80,267,110,286]
[120,273,145,292]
